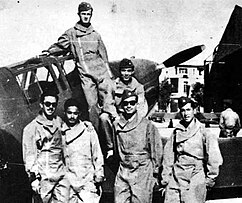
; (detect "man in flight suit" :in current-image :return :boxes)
[43,2,115,129]
[161,97,223,203]
[62,98,105,203]
[22,91,68,203]
[99,58,148,160]
[113,89,162,203]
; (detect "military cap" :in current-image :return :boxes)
[64,98,80,111]
[119,58,134,70]
[78,2,93,13]
[178,96,196,109]
[121,89,138,103]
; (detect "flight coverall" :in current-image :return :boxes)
[61,121,104,203]
[113,113,163,203]
[161,118,223,203]
[219,108,241,137]
[22,114,68,203]
[47,22,115,126]
[99,76,148,154]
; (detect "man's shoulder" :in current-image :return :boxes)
[64,27,77,35]
[23,117,39,131]
[139,117,154,128]
[131,77,143,86]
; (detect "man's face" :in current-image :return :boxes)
[120,67,134,82]
[40,96,57,117]
[123,96,137,116]
[65,106,80,126]
[79,10,92,24]
[180,103,195,123]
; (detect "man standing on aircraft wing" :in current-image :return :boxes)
[113,89,162,203]
[43,2,116,129]
[22,91,68,203]
[62,98,105,203]
[161,96,223,203]
[99,58,148,163]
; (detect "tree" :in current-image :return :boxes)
[191,82,204,107]
[158,79,172,111]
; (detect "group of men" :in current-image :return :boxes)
[22,2,224,203]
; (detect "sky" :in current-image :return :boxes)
[0,0,241,67]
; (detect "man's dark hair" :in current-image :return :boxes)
[64,98,80,112]
[40,90,59,103]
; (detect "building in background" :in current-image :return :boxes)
[160,64,204,112]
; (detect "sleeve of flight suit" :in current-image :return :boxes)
[90,127,105,183]
[161,133,175,186]
[203,127,223,187]
[22,122,38,174]
[146,121,163,175]
[47,29,71,55]
[97,33,109,63]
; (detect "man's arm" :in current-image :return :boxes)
[97,34,114,79]
[219,112,225,130]
[44,31,71,56]
[90,126,105,183]
[204,129,223,188]
[22,123,38,174]
[147,121,163,175]
[161,133,175,186]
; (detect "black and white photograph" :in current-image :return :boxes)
[0,0,242,202]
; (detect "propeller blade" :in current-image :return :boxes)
[157,45,206,69]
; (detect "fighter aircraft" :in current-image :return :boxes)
[1,45,240,203]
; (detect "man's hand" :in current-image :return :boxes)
[31,179,40,194]
[83,121,94,132]
[206,177,215,190]
[106,150,114,159]
[95,182,102,196]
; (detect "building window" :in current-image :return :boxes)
[179,68,188,74]
[170,78,178,93]
[184,81,188,93]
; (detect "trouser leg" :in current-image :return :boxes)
[98,77,117,118]
[80,75,100,130]
[53,176,69,203]
[114,170,131,203]
[99,112,114,153]
[69,182,101,203]
[131,162,155,203]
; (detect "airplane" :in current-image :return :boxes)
[0,45,240,203]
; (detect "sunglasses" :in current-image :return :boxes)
[43,102,57,108]
[123,100,137,106]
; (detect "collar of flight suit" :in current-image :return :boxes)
[174,118,202,143]
[115,112,143,132]
[74,22,94,37]
[61,121,86,144]
[35,113,61,135]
